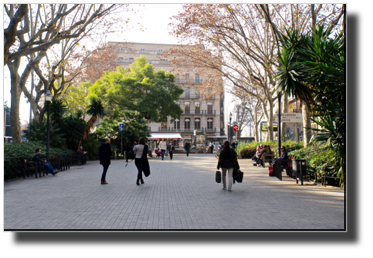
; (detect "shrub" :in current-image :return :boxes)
[289,142,341,186]
[238,146,256,159]
[4,141,74,180]
[81,135,102,160]
[237,140,303,158]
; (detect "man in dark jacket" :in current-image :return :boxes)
[32,148,58,175]
[184,140,191,157]
[99,138,112,184]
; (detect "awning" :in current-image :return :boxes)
[148,133,182,140]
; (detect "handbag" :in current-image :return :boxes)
[269,166,274,176]
[127,150,135,160]
[235,169,243,183]
[215,170,221,183]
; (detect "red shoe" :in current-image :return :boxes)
[101,180,108,184]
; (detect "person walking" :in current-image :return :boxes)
[217,141,240,192]
[133,137,151,185]
[159,139,167,160]
[184,140,191,157]
[209,141,214,154]
[99,138,112,185]
[167,140,175,160]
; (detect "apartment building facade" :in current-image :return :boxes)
[107,42,225,146]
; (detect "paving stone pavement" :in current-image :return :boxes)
[4,154,345,231]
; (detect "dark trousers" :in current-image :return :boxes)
[135,158,143,181]
[210,147,213,153]
[101,164,109,181]
[186,149,189,156]
[169,151,173,160]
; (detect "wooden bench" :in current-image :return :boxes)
[273,156,294,181]
[321,171,341,187]
[70,153,83,166]
[262,153,274,168]
[23,159,39,179]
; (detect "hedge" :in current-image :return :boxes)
[237,140,303,159]
[4,141,74,180]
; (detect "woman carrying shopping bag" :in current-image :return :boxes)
[133,137,151,185]
[217,141,240,192]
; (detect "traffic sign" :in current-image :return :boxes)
[276,113,302,118]
[119,123,124,131]
[274,117,303,123]
[233,125,238,131]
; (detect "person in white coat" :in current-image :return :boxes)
[159,139,167,160]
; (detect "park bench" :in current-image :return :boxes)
[49,156,62,172]
[262,153,274,168]
[70,153,84,166]
[321,169,341,187]
[23,159,39,179]
[273,156,294,181]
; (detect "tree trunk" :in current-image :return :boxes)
[302,102,312,147]
[263,98,274,141]
[8,59,22,143]
[254,109,259,142]
[281,94,288,142]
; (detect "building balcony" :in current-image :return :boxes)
[155,127,218,133]
[182,110,218,115]
[175,79,203,84]
[179,93,216,100]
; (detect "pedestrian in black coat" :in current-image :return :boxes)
[133,137,151,185]
[99,138,112,184]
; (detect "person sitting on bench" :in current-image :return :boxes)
[257,145,270,167]
[32,148,59,175]
[271,146,289,166]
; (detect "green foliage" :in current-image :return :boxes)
[62,81,93,115]
[4,141,74,180]
[237,140,303,159]
[289,143,341,186]
[87,97,104,117]
[89,55,184,122]
[275,25,345,186]
[62,111,86,150]
[50,99,67,127]
[81,135,102,160]
[22,118,66,148]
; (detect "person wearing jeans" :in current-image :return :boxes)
[32,148,58,175]
[167,140,175,160]
[159,139,167,160]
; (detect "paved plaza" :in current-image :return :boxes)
[4,154,345,231]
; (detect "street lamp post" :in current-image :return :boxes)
[45,90,53,162]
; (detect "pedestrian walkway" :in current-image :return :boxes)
[4,154,345,230]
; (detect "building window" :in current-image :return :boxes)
[185,73,189,80]
[207,102,213,114]
[158,49,163,54]
[195,74,200,83]
[207,118,213,129]
[175,73,179,82]
[195,87,200,98]
[195,118,201,130]
[184,87,190,97]
[195,102,200,114]
[140,49,145,53]
[185,101,190,114]
[174,118,180,129]
[161,122,167,131]
[184,118,190,129]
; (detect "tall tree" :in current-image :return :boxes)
[168,4,343,143]
[88,55,184,122]
[4,4,126,143]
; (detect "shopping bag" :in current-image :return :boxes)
[235,170,244,183]
[269,166,274,176]
[215,171,221,183]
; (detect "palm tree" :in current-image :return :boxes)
[49,99,67,128]
[275,25,345,185]
[82,97,104,141]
